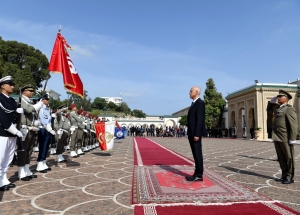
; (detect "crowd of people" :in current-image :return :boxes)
[0,76,110,191]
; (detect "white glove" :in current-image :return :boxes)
[33,100,43,112]
[16,131,23,138]
[62,107,68,111]
[45,123,55,135]
[16,108,24,114]
[51,113,57,118]
[289,140,297,144]
[90,121,93,124]
[270,96,277,104]
[5,124,23,137]
[82,122,87,125]
[83,129,88,133]
[34,120,40,126]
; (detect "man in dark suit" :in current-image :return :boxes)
[186,86,205,182]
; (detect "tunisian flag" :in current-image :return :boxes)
[94,121,115,151]
[48,32,84,98]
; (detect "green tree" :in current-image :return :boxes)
[0,37,49,92]
[131,109,146,118]
[49,97,64,110]
[117,102,131,114]
[179,115,188,126]
[92,97,107,110]
[68,90,92,111]
[107,101,118,110]
[203,78,226,128]
[91,109,101,116]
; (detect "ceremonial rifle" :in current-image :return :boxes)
[16,87,25,152]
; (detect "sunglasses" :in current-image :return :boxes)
[26,90,34,92]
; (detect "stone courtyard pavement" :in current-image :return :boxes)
[0,137,299,214]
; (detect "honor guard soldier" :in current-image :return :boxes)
[69,104,83,157]
[36,94,56,173]
[76,109,86,155]
[81,111,89,152]
[271,90,298,184]
[64,113,71,151]
[18,84,43,181]
[49,109,58,155]
[0,76,24,191]
[56,104,69,162]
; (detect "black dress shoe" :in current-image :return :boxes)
[47,167,51,171]
[37,169,47,173]
[29,175,37,179]
[20,176,31,181]
[0,185,9,191]
[282,179,294,184]
[186,176,203,181]
[71,155,79,158]
[78,153,85,155]
[275,178,285,182]
[6,183,16,188]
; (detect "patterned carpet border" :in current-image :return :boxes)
[132,165,274,205]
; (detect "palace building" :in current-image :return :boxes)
[225,81,300,140]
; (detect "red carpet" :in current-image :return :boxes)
[133,137,192,166]
[134,203,299,215]
[132,138,300,215]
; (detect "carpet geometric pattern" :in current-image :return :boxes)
[132,165,272,204]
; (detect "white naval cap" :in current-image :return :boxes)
[0,76,15,86]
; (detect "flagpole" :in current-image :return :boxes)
[42,26,62,98]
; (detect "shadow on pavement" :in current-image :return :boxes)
[221,166,275,180]
[92,152,112,156]
[236,155,278,162]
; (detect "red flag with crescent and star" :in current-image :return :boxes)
[48,32,84,98]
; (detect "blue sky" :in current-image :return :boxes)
[0,0,300,115]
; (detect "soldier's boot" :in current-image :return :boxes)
[77,149,85,155]
[0,175,9,191]
[43,160,51,171]
[70,151,79,158]
[36,162,47,173]
[18,166,30,181]
[56,154,67,163]
[2,173,16,188]
[24,164,37,179]
[50,148,56,155]
[65,145,70,150]
[82,147,89,152]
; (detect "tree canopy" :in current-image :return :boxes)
[131,109,147,118]
[0,37,49,92]
[65,91,92,111]
[179,115,187,126]
[92,97,107,110]
[203,78,226,128]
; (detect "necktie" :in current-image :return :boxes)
[191,101,194,106]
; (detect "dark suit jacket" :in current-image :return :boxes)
[187,98,205,137]
[0,93,17,137]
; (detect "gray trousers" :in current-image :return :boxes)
[274,141,295,180]
[70,129,78,151]
[57,132,68,154]
[17,130,36,166]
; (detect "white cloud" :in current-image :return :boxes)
[0,17,256,115]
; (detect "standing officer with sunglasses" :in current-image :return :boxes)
[17,84,43,181]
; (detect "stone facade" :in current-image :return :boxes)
[100,114,179,129]
[225,83,299,140]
